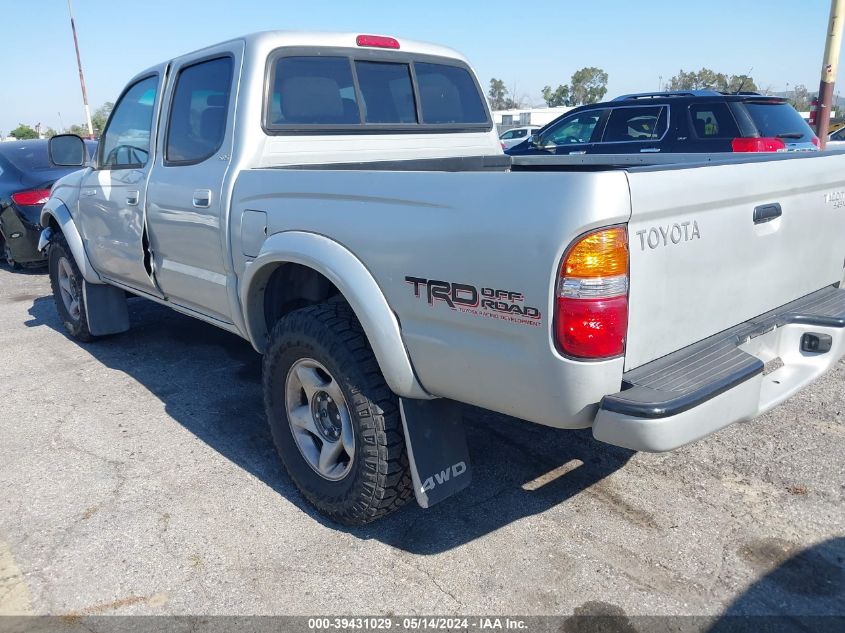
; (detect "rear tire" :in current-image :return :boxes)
[48,233,93,342]
[263,301,413,526]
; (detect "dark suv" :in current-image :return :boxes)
[506,90,819,156]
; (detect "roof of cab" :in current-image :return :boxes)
[170,30,472,65]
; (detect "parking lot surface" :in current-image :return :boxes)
[0,263,843,619]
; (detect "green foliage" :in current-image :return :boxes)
[488,79,521,110]
[668,68,758,93]
[570,67,609,105]
[9,124,39,140]
[541,84,571,107]
[91,102,113,136]
[789,84,812,111]
[542,67,609,107]
[488,78,508,110]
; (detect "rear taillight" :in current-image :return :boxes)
[10,188,51,206]
[356,35,400,49]
[731,137,786,152]
[812,135,820,148]
[555,226,629,359]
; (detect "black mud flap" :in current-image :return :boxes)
[83,281,129,336]
[399,398,471,509]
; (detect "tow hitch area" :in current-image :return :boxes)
[399,398,471,509]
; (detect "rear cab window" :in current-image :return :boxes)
[264,49,491,132]
[735,100,814,142]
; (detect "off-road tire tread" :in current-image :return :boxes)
[263,301,413,526]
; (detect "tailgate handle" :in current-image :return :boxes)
[754,203,782,224]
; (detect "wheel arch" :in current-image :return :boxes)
[241,231,430,400]
[40,198,102,284]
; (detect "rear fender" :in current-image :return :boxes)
[40,198,101,284]
[240,231,430,399]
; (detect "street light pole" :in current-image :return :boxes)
[816,0,845,147]
[66,0,94,138]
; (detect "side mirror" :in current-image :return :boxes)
[529,134,542,148]
[48,134,86,167]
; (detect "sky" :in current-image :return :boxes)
[1,0,842,134]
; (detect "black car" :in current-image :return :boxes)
[506,90,819,157]
[0,138,96,268]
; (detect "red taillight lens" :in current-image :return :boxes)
[555,226,629,359]
[556,296,628,358]
[731,137,786,152]
[812,135,820,148]
[356,35,400,49]
[11,188,51,206]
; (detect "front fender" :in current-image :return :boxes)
[40,197,101,284]
[240,231,431,400]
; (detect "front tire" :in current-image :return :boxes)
[48,233,93,342]
[263,301,413,526]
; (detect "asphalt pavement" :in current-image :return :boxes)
[0,263,842,621]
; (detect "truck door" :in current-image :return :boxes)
[145,44,241,322]
[77,69,166,297]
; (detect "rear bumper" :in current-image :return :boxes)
[593,286,845,451]
[0,205,45,264]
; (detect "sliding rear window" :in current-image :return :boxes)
[264,50,490,132]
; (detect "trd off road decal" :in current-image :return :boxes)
[405,277,542,327]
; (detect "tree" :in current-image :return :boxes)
[667,68,758,93]
[790,84,812,111]
[91,102,113,136]
[541,84,571,107]
[488,78,509,110]
[725,74,758,93]
[67,123,89,137]
[569,67,608,105]
[9,124,38,140]
[44,127,58,139]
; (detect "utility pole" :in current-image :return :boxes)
[816,0,845,147]
[66,0,94,138]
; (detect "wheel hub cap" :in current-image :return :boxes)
[284,358,355,481]
[311,391,342,442]
[56,257,80,320]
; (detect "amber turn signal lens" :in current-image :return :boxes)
[563,227,628,278]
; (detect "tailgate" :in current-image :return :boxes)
[624,153,845,370]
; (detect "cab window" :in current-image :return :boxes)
[99,75,158,169]
[355,61,416,124]
[166,57,234,164]
[542,110,606,146]
[601,106,667,142]
[269,56,360,126]
[689,103,739,139]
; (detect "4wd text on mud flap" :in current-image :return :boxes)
[421,461,467,494]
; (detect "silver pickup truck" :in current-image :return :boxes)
[40,31,845,525]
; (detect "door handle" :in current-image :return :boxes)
[82,188,97,197]
[192,189,212,208]
[754,203,782,224]
[126,190,139,206]
[640,148,661,153]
